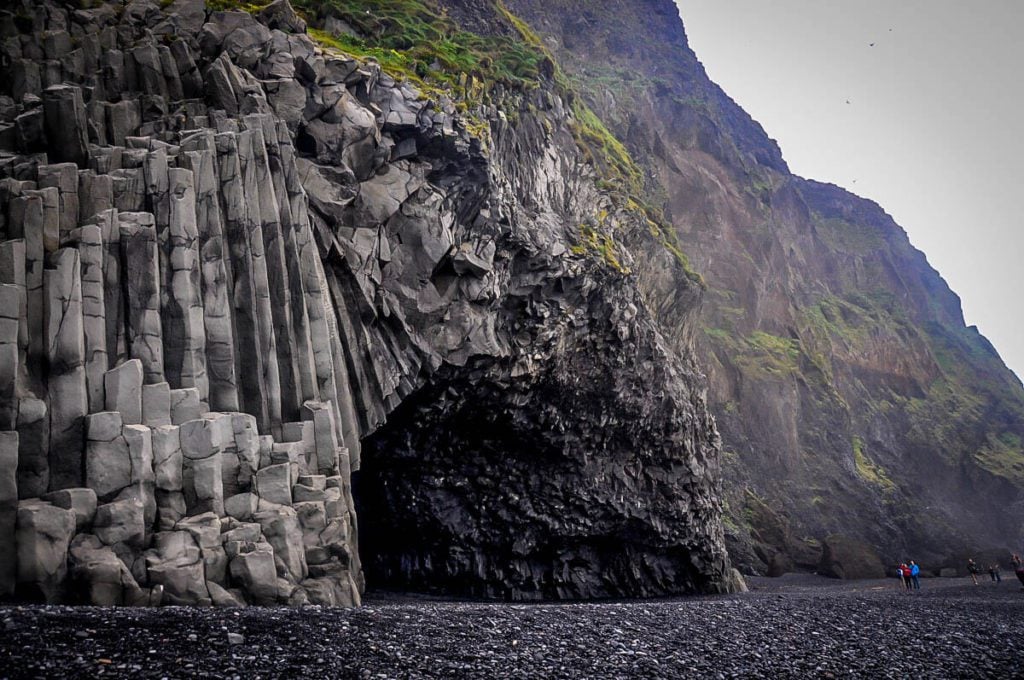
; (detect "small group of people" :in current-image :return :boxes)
[966,555,1024,587]
[896,561,921,590]
[898,554,1024,591]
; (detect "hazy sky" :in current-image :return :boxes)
[675,1,1024,380]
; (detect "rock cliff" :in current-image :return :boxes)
[504,0,1024,574]
[0,0,736,604]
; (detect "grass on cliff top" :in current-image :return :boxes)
[295,0,549,90]
[210,0,694,280]
[307,1,688,275]
[301,1,642,189]
[206,0,270,11]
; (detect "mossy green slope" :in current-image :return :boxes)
[286,0,700,281]
[500,0,1024,572]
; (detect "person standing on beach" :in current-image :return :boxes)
[989,563,1001,582]
[910,561,921,590]
[1012,554,1024,588]
[967,558,980,585]
[899,563,912,591]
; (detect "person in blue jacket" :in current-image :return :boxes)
[909,560,921,590]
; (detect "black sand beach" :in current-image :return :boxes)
[2,575,1021,679]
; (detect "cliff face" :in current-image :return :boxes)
[506,0,1024,573]
[0,0,736,604]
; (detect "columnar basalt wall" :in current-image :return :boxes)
[0,0,365,606]
[0,0,736,604]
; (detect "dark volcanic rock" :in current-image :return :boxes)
[0,0,735,603]
[503,0,1024,575]
[360,289,724,599]
[817,534,886,580]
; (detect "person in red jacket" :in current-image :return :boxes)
[1012,554,1024,588]
[899,563,912,591]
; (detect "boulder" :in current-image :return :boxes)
[145,530,210,606]
[257,0,306,33]
[293,157,357,226]
[228,543,277,605]
[207,580,246,607]
[254,505,306,581]
[223,522,262,544]
[93,498,145,550]
[218,14,272,71]
[16,500,77,602]
[818,535,886,580]
[292,484,325,503]
[256,463,291,506]
[302,574,359,607]
[294,500,327,548]
[224,492,260,521]
[352,164,421,226]
[42,488,98,531]
[68,534,153,606]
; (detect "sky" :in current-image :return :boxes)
[675,0,1024,381]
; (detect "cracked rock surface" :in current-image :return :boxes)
[0,0,735,604]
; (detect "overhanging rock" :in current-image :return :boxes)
[0,0,735,604]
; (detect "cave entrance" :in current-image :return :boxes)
[351,388,467,597]
[351,382,534,600]
[351,449,418,596]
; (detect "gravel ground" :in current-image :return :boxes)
[1,576,1021,679]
